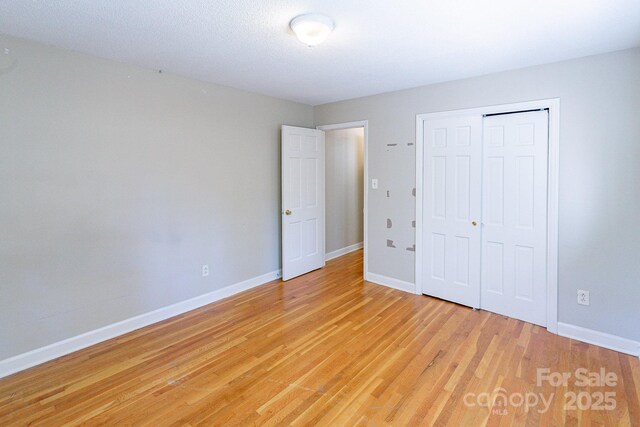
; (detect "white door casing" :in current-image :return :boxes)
[481,111,549,326]
[422,115,483,308]
[281,125,325,281]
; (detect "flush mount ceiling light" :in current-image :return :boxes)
[290,14,335,47]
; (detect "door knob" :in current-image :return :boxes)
[472,221,477,226]
[285,209,292,215]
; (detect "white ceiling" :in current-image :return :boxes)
[1,0,639,105]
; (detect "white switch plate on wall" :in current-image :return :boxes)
[371,178,378,189]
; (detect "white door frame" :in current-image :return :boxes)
[415,99,560,333]
[317,120,369,277]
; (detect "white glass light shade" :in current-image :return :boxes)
[290,14,335,46]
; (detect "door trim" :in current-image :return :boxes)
[415,99,560,333]
[317,120,369,278]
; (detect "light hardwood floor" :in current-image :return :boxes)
[1,250,639,426]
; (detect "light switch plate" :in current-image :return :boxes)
[371,178,378,189]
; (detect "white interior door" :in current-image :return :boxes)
[281,125,325,281]
[481,111,549,326]
[422,115,482,308]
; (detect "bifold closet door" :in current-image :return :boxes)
[422,115,482,308]
[481,111,549,326]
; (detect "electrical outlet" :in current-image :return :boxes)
[202,265,209,277]
[577,289,589,306]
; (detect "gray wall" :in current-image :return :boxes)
[325,128,364,254]
[0,35,314,359]
[2,32,639,361]
[314,48,640,342]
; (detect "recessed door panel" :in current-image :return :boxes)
[485,241,504,294]
[515,245,534,300]
[486,157,504,226]
[516,156,535,228]
[454,236,470,286]
[456,126,471,147]
[303,219,318,256]
[289,158,302,210]
[303,158,318,208]
[289,221,302,262]
[455,156,471,221]
[487,126,504,147]
[432,157,447,219]
[433,128,447,147]
[431,233,446,280]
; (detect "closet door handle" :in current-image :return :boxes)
[472,221,478,226]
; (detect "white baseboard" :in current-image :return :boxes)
[365,272,415,294]
[325,242,363,261]
[0,269,282,379]
[557,322,640,358]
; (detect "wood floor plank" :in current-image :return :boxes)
[1,249,638,426]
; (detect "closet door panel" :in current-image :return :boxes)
[422,115,482,308]
[480,111,549,326]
